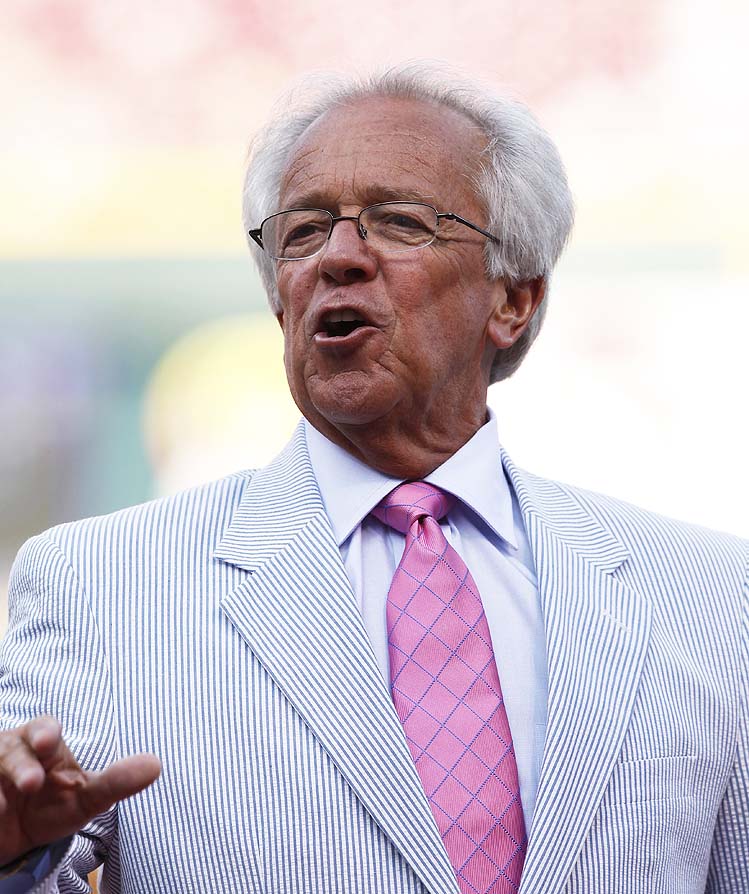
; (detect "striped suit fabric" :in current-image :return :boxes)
[0,421,746,893]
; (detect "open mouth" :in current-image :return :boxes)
[319,310,371,339]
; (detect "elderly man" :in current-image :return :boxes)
[0,64,746,894]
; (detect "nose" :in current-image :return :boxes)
[317,217,378,285]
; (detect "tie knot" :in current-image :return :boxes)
[372,481,454,534]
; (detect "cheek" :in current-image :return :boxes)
[420,247,477,300]
[277,263,311,312]
[420,258,482,324]
[276,271,294,318]
[390,255,460,318]
[277,280,316,382]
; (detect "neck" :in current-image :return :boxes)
[308,407,490,479]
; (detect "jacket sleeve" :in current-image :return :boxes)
[705,546,749,893]
[0,839,72,893]
[0,533,120,894]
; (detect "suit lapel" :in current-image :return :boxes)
[214,424,459,894]
[503,453,652,894]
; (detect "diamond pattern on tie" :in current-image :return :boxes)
[373,481,526,894]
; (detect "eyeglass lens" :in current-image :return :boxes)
[261,202,439,260]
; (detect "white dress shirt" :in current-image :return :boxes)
[305,414,548,830]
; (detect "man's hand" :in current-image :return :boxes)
[0,716,161,867]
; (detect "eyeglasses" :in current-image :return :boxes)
[248,201,499,260]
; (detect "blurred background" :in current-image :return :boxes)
[2,0,747,633]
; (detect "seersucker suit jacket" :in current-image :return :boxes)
[1,422,747,894]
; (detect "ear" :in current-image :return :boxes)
[276,310,285,331]
[487,277,546,350]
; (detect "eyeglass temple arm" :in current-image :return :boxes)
[248,228,264,248]
[437,212,499,244]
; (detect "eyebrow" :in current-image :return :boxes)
[280,183,438,211]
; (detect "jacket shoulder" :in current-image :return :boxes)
[16,470,256,569]
[567,479,746,557]
[536,475,749,595]
[508,455,747,578]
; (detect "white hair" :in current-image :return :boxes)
[242,61,574,382]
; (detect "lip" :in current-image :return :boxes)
[312,324,380,353]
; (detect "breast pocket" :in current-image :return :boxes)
[603,754,698,807]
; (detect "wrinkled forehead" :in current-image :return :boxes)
[279,95,489,213]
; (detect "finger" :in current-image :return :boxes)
[25,716,63,761]
[0,738,46,793]
[23,716,84,784]
[0,717,73,793]
[20,716,71,790]
[78,754,161,818]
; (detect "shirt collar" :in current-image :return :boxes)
[304,411,518,550]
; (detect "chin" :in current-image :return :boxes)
[307,372,399,428]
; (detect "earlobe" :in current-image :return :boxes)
[276,311,285,331]
[487,277,546,349]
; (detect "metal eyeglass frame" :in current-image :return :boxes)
[248,201,500,260]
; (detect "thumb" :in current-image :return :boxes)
[77,753,161,817]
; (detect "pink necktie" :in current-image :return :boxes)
[373,482,526,894]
